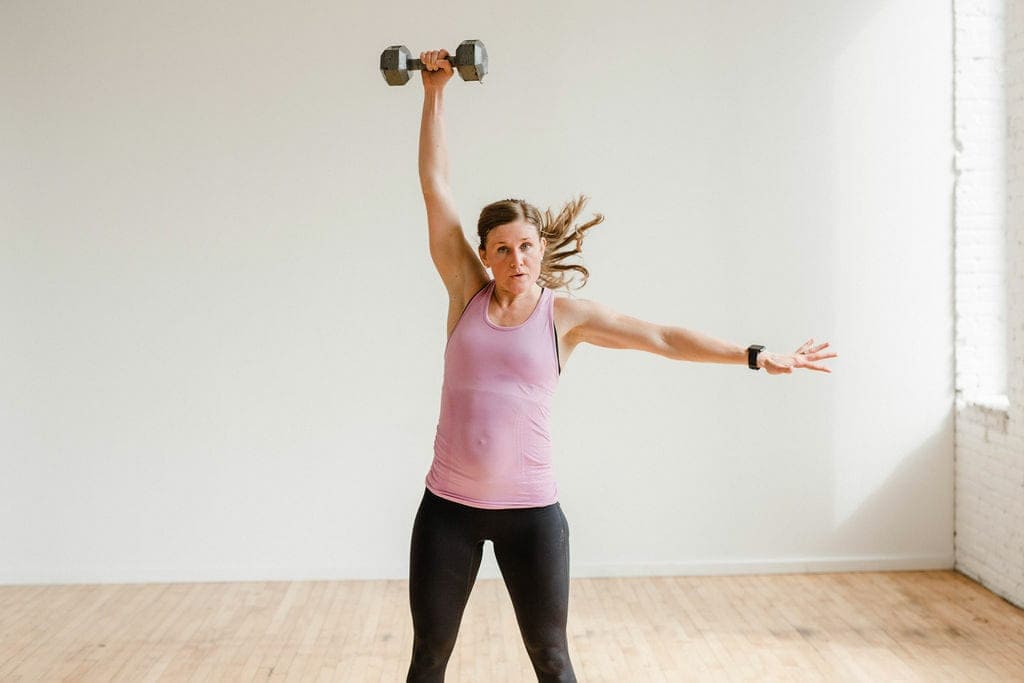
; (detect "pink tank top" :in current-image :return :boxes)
[425,280,561,509]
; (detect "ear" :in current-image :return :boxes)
[478,247,489,268]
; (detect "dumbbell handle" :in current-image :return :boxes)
[407,54,462,71]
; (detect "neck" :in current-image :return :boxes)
[491,281,541,309]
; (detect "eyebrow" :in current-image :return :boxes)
[492,238,534,246]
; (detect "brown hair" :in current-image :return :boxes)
[476,195,604,291]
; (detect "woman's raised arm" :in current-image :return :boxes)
[558,298,837,375]
[418,49,487,305]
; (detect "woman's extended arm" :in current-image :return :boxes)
[560,298,836,374]
[419,80,451,191]
[417,50,488,322]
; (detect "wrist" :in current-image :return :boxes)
[423,87,446,101]
[747,344,765,370]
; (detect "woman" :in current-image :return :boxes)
[408,49,837,683]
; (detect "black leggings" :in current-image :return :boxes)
[407,488,576,682]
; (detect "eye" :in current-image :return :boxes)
[497,246,508,254]
[521,243,532,251]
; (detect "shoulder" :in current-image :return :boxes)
[553,294,606,314]
[553,294,591,315]
[553,295,608,341]
[451,273,491,310]
[452,277,492,315]
[446,279,493,339]
[553,295,665,353]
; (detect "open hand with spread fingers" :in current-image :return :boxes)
[759,338,837,375]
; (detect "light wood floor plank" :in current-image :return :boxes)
[0,584,89,677]
[140,583,223,681]
[108,583,183,681]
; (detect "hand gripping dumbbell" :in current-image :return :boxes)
[379,39,488,86]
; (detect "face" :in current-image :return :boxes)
[479,220,547,292]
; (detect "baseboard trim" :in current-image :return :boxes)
[0,553,956,586]
[564,553,956,579]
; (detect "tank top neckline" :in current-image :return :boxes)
[482,280,546,331]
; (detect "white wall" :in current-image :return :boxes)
[1,0,955,584]
[955,0,1024,610]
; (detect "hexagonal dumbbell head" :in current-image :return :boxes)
[380,45,414,86]
[453,39,488,83]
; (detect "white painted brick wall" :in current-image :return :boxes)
[954,0,1024,609]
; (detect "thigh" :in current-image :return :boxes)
[492,504,571,639]
[408,490,485,638]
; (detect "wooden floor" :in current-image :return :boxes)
[1,570,1023,681]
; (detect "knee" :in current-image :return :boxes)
[527,644,575,681]
[407,635,456,681]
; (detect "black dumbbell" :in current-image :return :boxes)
[379,40,488,86]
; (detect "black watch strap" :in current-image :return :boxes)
[747,344,765,370]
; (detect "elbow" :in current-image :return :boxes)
[658,327,690,362]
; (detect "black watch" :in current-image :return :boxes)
[747,344,765,370]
